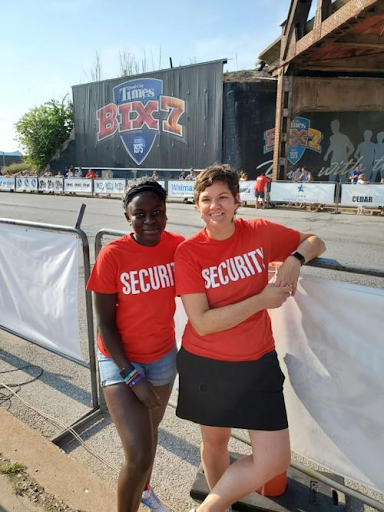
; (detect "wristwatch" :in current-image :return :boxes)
[291,251,305,266]
[119,365,134,379]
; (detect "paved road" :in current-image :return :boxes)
[0,191,383,512]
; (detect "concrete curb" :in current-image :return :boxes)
[0,407,118,512]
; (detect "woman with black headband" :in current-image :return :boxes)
[87,178,184,512]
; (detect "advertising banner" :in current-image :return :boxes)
[270,275,384,494]
[168,180,194,198]
[0,224,82,362]
[239,181,256,202]
[340,183,384,206]
[94,179,126,196]
[270,182,336,204]
[0,177,15,190]
[38,177,64,193]
[15,177,38,192]
[73,60,224,170]
[64,178,93,194]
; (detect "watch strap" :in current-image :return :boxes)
[291,251,305,266]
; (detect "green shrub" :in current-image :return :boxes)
[1,162,29,175]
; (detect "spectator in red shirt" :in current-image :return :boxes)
[86,169,97,179]
[255,172,270,209]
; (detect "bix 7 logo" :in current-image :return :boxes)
[264,117,323,165]
[97,78,186,165]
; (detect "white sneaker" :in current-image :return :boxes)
[141,486,169,512]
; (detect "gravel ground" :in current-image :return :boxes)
[0,193,383,512]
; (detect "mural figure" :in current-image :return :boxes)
[354,130,376,182]
[323,120,354,182]
[373,132,384,183]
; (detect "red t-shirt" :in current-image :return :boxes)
[87,231,184,362]
[255,175,270,192]
[175,218,300,361]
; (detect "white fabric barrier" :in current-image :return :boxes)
[239,181,256,202]
[38,177,64,193]
[0,177,15,191]
[174,275,384,494]
[16,177,38,192]
[270,182,336,204]
[340,184,384,207]
[0,224,83,362]
[168,180,194,198]
[64,178,93,194]
[94,179,126,195]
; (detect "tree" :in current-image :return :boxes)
[88,50,103,82]
[15,97,74,171]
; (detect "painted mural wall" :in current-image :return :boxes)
[264,111,384,182]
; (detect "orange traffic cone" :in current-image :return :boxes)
[256,472,288,497]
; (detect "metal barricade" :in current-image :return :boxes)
[0,205,100,444]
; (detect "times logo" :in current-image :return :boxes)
[97,78,186,165]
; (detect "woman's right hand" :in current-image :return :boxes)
[260,283,292,309]
[131,378,161,409]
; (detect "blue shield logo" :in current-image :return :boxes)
[113,78,162,165]
[288,116,311,165]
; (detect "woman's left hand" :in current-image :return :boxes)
[274,256,301,296]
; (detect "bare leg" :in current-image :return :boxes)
[145,382,173,488]
[200,426,231,490]
[103,384,154,512]
[196,428,291,512]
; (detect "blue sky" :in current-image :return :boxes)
[1,0,294,152]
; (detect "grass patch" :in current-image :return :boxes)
[2,461,25,474]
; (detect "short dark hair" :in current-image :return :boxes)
[194,164,239,203]
[122,178,167,210]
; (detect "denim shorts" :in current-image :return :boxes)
[98,346,177,388]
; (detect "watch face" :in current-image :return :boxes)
[119,367,130,379]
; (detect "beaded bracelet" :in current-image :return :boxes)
[128,373,144,388]
[125,370,140,386]
[123,368,139,384]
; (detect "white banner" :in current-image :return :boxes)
[15,177,38,192]
[340,184,384,206]
[270,275,384,494]
[94,179,126,195]
[239,181,256,202]
[174,275,384,493]
[0,224,83,362]
[38,177,64,193]
[64,178,93,193]
[270,182,336,204]
[168,180,194,198]
[0,177,15,190]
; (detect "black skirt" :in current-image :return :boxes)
[176,348,288,431]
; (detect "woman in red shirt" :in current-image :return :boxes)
[87,179,184,512]
[175,166,325,512]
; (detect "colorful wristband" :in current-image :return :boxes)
[128,373,144,388]
[123,369,139,383]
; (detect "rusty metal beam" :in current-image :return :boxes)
[332,35,384,49]
[282,0,380,66]
[301,64,384,71]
